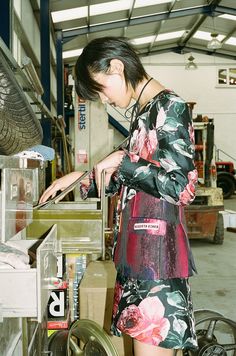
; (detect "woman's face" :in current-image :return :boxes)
[92,59,133,108]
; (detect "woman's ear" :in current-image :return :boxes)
[109,59,124,74]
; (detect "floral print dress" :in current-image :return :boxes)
[81,89,198,350]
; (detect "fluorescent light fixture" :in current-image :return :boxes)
[219,14,236,21]
[156,30,185,41]
[131,35,156,45]
[194,30,225,42]
[63,49,83,59]
[225,37,236,46]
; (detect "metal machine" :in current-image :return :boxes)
[0,34,59,355]
[184,118,225,244]
[0,155,58,355]
[184,310,236,356]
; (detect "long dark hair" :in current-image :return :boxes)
[74,36,148,100]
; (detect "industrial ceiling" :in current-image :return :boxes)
[49,0,236,65]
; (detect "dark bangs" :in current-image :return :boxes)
[74,51,103,101]
[74,36,148,100]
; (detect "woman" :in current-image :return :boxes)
[40,37,198,356]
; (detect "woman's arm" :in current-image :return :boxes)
[39,171,88,203]
[117,99,198,206]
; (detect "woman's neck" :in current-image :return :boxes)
[134,77,165,110]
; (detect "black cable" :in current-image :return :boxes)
[126,77,153,149]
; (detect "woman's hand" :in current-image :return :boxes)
[39,171,86,203]
[94,150,125,197]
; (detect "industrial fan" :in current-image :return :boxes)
[0,46,43,155]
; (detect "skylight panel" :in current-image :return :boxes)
[135,0,179,7]
[63,49,83,59]
[91,0,132,16]
[219,14,236,21]
[131,35,156,45]
[52,1,133,23]
[156,30,185,41]
[52,6,87,23]
[194,31,225,42]
[225,37,236,46]
[51,0,182,24]
[131,31,184,46]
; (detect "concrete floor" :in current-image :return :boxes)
[189,194,236,338]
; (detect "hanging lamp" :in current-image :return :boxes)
[207,33,222,50]
[185,55,198,70]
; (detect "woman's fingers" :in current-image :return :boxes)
[39,183,58,203]
[39,171,85,204]
[39,178,67,203]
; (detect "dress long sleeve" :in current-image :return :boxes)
[117,91,198,206]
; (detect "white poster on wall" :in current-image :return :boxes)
[74,95,90,173]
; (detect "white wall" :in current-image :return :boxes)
[73,99,112,171]
[90,101,113,167]
[141,52,236,164]
[13,0,57,115]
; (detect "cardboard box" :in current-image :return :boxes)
[79,260,133,356]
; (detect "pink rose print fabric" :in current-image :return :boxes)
[117,297,170,344]
[111,274,198,350]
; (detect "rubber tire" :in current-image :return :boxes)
[213,213,224,245]
[0,50,43,155]
[217,174,235,199]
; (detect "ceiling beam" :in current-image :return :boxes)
[178,15,207,47]
[86,1,91,43]
[178,0,222,47]
[124,0,136,37]
[62,5,211,43]
[147,0,178,54]
[221,25,236,44]
[140,45,236,61]
[214,5,236,17]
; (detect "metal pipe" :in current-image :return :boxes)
[22,56,44,96]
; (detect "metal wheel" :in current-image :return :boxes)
[184,309,236,356]
[67,319,119,356]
